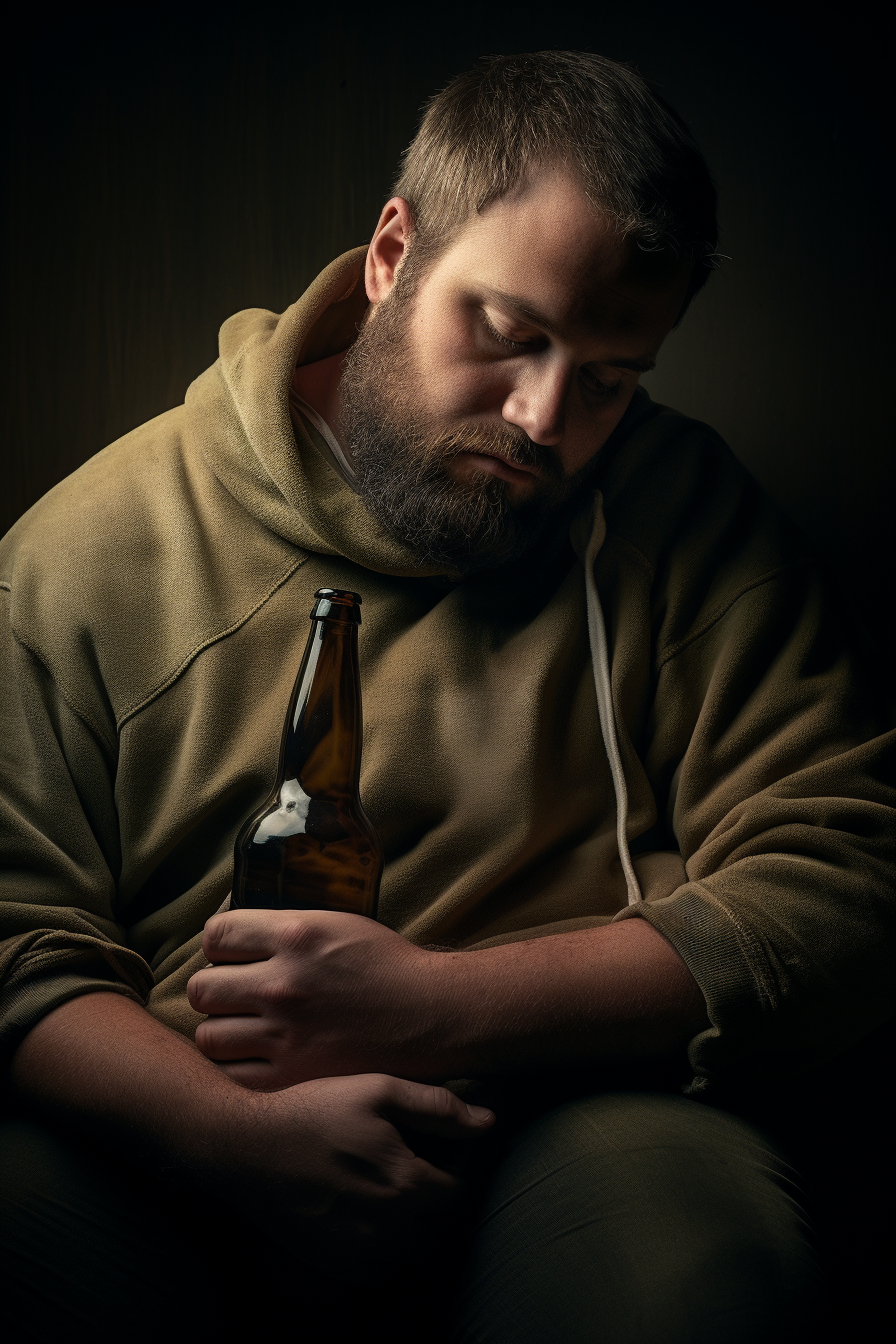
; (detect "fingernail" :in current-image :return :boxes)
[465,1104,494,1123]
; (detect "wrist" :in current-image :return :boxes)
[412,947,496,1079]
[166,1071,276,1183]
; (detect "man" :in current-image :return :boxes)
[1,50,892,1343]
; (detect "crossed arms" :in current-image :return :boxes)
[11,912,707,1267]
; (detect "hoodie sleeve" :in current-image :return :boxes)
[617,556,896,1091]
[0,589,154,1063]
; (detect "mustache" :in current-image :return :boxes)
[430,422,564,480]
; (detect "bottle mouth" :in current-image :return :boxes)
[311,589,362,622]
[315,589,362,604]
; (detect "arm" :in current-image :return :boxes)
[432,917,710,1071]
[188,908,709,1089]
[10,990,493,1269]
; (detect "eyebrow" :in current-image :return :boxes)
[481,287,657,373]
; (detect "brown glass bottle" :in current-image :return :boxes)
[231,589,382,917]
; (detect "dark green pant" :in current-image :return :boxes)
[0,1092,818,1343]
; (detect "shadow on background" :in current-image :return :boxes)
[2,4,892,1335]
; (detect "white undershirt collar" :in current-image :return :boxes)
[289,388,359,492]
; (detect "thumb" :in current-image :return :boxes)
[377,1078,494,1138]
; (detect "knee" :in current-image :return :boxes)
[456,1092,819,1344]
[494,1090,808,1237]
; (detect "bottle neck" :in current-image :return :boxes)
[287,615,362,797]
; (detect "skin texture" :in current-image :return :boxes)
[12,170,706,1243]
[188,910,709,1092]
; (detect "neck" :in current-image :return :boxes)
[293,350,350,451]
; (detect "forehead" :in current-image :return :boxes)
[434,168,688,332]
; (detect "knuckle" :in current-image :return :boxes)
[201,913,229,956]
[352,1073,393,1113]
[368,1073,396,1103]
[427,1086,454,1118]
[415,1083,454,1119]
[263,975,302,1010]
[278,915,312,954]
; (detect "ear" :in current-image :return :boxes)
[365,197,414,304]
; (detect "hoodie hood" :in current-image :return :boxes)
[186,246,458,577]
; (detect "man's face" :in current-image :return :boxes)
[340,170,689,573]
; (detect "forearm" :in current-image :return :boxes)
[9,989,490,1267]
[9,991,248,1174]
[189,909,710,1089]
[427,919,709,1077]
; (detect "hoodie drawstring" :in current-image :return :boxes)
[573,495,642,906]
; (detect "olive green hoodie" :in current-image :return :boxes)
[1,248,893,1091]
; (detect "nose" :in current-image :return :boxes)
[501,357,571,446]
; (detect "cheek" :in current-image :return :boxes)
[409,304,510,413]
[417,348,510,416]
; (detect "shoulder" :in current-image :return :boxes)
[0,397,303,729]
[598,394,813,652]
[600,393,800,574]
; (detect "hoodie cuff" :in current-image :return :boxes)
[613,882,776,1090]
[1,971,145,1064]
[0,937,154,1066]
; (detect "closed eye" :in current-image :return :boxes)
[481,310,539,352]
[580,367,622,398]
[482,308,623,398]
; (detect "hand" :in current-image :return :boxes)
[10,991,493,1281]
[218,1072,493,1276]
[188,908,457,1089]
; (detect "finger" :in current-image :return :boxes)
[367,1123,464,1204]
[398,1154,464,1207]
[348,1160,460,1214]
[195,1012,277,1060]
[215,1058,284,1091]
[376,1078,495,1138]
[187,962,283,1015]
[202,908,299,963]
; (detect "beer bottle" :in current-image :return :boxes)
[231,589,382,916]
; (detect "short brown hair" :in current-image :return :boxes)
[394,51,719,313]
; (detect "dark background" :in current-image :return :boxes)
[1,4,891,1327]
[3,5,893,657]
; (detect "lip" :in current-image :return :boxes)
[458,451,541,484]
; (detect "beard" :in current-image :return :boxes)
[338,267,595,575]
